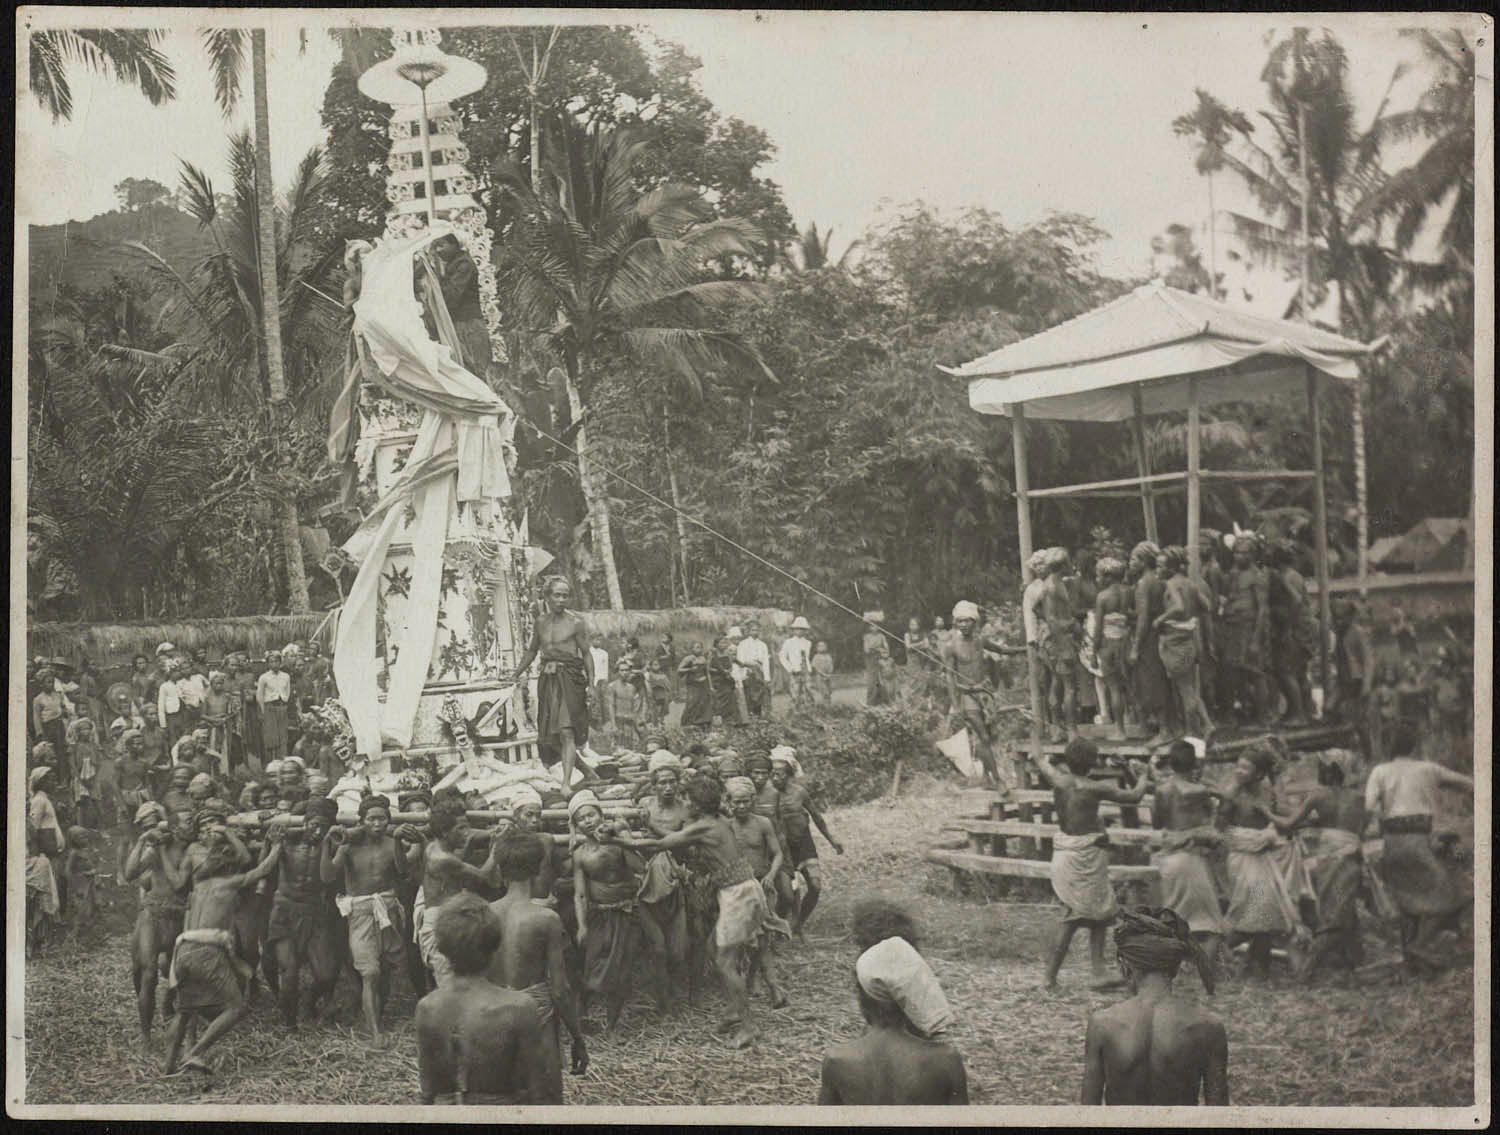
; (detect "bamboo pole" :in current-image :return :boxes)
[1306,364,1333,702]
[1131,385,1159,544]
[1027,471,1187,499]
[1010,404,1044,768]
[1187,375,1202,581]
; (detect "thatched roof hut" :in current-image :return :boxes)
[28,606,794,673]
[27,613,337,672]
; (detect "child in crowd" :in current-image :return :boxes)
[811,642,835,705]
[645,659,672,727]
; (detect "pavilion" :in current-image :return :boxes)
[941,280,1378,756]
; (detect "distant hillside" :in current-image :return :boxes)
[28,202,216,308]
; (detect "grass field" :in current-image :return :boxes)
[22,777,1476,1108]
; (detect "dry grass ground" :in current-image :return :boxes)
[23,776,1475,1108]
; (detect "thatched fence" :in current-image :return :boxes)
[28,606,794,673]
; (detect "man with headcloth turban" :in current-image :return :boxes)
[818,898,967,1104]
[941,599,1028,792]
[1036,548,1080,740]
[123,798,193,1052]
[1124,541,1169,743]
[1154,546,1215,740]
[267,795,342,1026]
[1081,907,1228,1105]
[1092,556,1133,740]
[322,793,423,1048]
[566,790,646,1034]
[161,805,283,1075]
[1218,532,1270,722]
[1214,742,1311,979]
[725,775,788,1009]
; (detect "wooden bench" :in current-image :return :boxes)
[926,848,1159,882]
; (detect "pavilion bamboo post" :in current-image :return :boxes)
[1186,375,1202,580]
[1131,384,1159,544]
[1306,364,1332,703]
[1010,404,1044,777]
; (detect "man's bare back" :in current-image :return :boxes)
[1083,995,1228,1104]
[819,1030,968,1105]
[416,979,550,1103]
[486,893,562,990]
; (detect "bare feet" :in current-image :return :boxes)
[768,989,789,1009]
[181,1055,213,1075]
[728,1025,756,1049]
[715,1017,741,1035]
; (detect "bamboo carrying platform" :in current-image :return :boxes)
[926,720,1356,886]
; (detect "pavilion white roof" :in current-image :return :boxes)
[943,281,1376,422]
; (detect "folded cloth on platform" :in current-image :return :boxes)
[855,935,955,1039]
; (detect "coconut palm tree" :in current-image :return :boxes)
[1353,29,1476,280]
[497,116,774,610]
[28,27,176,122]
[778,221,859,274]
[200,28,311,613]
[1172,89,1254,296]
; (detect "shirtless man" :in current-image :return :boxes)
[1272,759,1367,976]
[1093,558,1133,739]
[1082,906,1227,1105]
[512,577,596,790]
[321,794,422,1047]
[1219,536,1270,722]
[747,754,796,919]
[486,834,588,1099]
[770,751,844,938]
[123,801,193,1051]
[1035,739,1150,989]
[725,776,788,1007]
[1037,549,1080,741]
[403,792,500,988]
[267,796,341,1027]
[609,777,791,1048]
[1151,741,1226,976]
[416,892,553,1105]
[942,600,1027,790]
[1155,547,1214,740]
[821,899,962,1105]
[571,792,647,1033]
[162,812,283,1075]
[636,752,692,1014]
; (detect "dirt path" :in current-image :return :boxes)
[22,779,1475,1108]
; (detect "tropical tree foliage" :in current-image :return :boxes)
[28,27,176,122]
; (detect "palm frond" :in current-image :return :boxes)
[201,28,247,117]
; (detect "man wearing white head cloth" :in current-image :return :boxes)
[819,898,967,1105]
[940,600,1027,793]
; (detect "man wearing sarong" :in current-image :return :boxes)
[513,577,595,790]
[737,622,772,719]
[942,600,1027,791]
[1363,720,1473,973]
[726,776,788,1008]
[1272,758,1367,976]
[402,792,501,989]
[416,893,553,1105]
[1035,740,1149,990]
[266,796,342,1026]
[820,900,965,1105]
[123,801,192,1051]
[569,790,646,1034]
[256,650,293,764]
[1082,907,1227,1105]
[1214,746,1309,978]
[1196,529,1226,716]
[1127,542,1170,742]
[778,617,814,711]
[1155,546,1214,741]
[1093,558,1133,739]
[1036,548,1080,741]
[609,776,792,1049]
[1333,599,1376,751]
[1217,536,1270,722]
[1266,540,1314,724]
[486,834,588,1100]
[321,794,421,1048]
[162,808,282,1075]
[771,749,844,938]
[636,752,692,1013]
[1151,740,1226,978]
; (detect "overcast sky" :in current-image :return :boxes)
[17,9,1477,280]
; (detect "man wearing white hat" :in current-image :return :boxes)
[779,618,814,712]
[941,600,1027,793]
